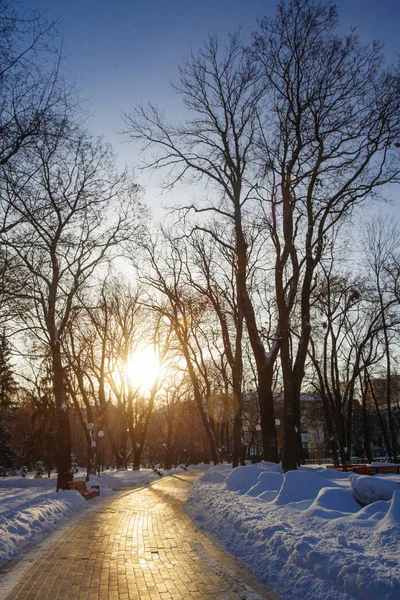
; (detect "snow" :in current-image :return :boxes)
[350,473,400,504]
[185,463,400,600]
[0,480,88,566]
[1,463,400,600]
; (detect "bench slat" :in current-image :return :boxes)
[66,480,99,499]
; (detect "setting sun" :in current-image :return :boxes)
[124,347,160,391]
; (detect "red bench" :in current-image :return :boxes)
[67,480,100,499]
[326,465,400,475]
[350,466,378,476]
[375,465,400,475]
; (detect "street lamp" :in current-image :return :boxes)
[162,442,167,468]
[86,422,95,481]
[97,430,104,475]
[275,419,282,459]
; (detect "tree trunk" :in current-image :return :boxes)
[232,377,243,467]
[235,202,279,463]
[180,342,219,464]
[361,375,373,463]
[321,392,340,466]
[53,345,72,491]
[132,445,142,470]
[368,375,393,461]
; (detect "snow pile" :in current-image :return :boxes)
[273,470,340,507]
[0,483,89,565]
[304,487,361,519]
[186,464,400,600]
[246,471,284,500]
[225,465,264,492]
[350,473,399,504]
[97,468,160,490]
[378,490,400,533]
[200,462,229,482]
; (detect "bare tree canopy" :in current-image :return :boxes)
[124,0,400,471]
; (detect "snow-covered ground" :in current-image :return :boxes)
[185,463,400,600]
[1,463,399,600]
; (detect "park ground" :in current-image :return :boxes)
[1,463,400,599]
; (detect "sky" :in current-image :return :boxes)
[19,0,400,214]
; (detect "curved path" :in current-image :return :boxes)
[1,471,275,600]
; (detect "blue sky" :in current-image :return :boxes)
[20,0,400,212]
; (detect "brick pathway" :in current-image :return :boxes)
[1,471,275,600]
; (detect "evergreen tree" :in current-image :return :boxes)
[0,421,15,474]
[0,331,17,411]
[0,331,17,473]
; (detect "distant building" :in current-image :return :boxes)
[242,390,330,461]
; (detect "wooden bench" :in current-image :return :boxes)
[350,466,378,476]
[67,480,100,499]
[326,465,400,476]
[375,465,400,475]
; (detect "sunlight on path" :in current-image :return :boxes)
[1,471,276,600]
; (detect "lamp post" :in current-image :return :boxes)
[242,424,249,463]
[275,419,282,460]
[162,442,167,469]
[86,422,94,481]
[97,430,104,475]
[255,424,262,461]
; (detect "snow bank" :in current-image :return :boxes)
[350,473,400,504]
[0,486,89,565]
[246,472,284,498]
[304,487,361,519]
[378,490,400,534]
[225,465,264,492]
[255,461,283,473]
[185,464,400,600]
[273,470,339,506]
[202,470,228,483]
[98,468,159,490]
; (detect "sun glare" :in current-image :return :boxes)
[125,347,160,391]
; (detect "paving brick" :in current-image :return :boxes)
[2,472,276,600]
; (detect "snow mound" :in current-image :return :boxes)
[99,469,159,490]
[256,461,283,473]
[186,464,400,600]
[351,500,390,522]
[246,472,284,498]
[350,474,399,505]
[0,476,57,489]
[225,465,265,493]
[202,470,229,484]
[313,468,352,481]
[273,470,339,506]
[305,487,360,519]
[0,488,89,565]
[378,490,400,533]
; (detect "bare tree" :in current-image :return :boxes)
[364,218,400,460]
[0,0,73,234]
[250,0,400,470]
[138,233,222,464]
[124,33,280,463]
[308,262,393,464]
[125,0,400,471]
[2,129,145,489]
[181,231,245,466]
